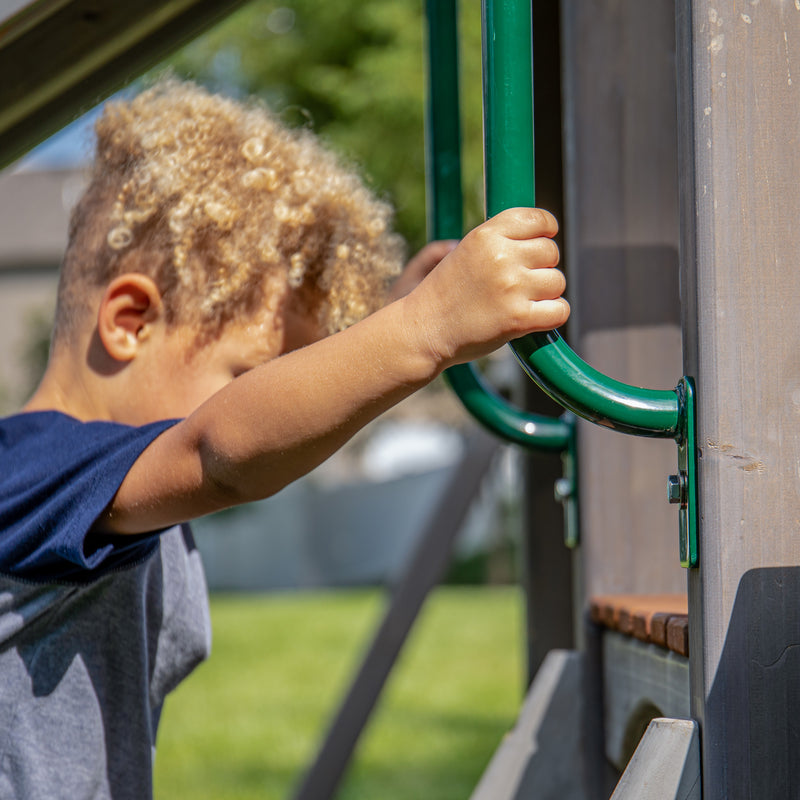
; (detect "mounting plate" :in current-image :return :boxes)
[675,377,698,568]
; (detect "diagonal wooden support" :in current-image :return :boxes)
[610,718,700,800]
[470,650,585,800]
[292,429,500,800]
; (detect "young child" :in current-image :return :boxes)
[0,80,568,799]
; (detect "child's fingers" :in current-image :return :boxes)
[490,207,559,240]
[525,267,566,301]
[518,236,560,268]
[527,298,571,331]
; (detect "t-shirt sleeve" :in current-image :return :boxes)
[0,412,181,581]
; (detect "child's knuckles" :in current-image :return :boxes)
[523,207,558,236]
[462,225,496,260]
[526,237,560,267]
[480,249,516,283]
[500,262,523,291]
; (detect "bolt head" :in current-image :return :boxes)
[554,477,573,502]
[667,474,683,504]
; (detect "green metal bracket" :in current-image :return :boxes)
[672,377,698,568]
[553,413,579,549]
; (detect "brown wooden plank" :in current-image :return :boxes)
[650,612,672,648]
[589,597,606,625]
[632,608,671,643]
[589,594,688,643]
[666,615,689,657]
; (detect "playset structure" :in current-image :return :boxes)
[1,1,797,797]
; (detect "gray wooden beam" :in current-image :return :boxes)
[0,0,248,169]
[470,650,586,800]
[676,2,800,796]
[602,632,690,771]
[610,718,700,800]
[293,432,500,800]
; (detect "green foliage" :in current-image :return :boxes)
[153,587,522,800]
[160,0,484,252]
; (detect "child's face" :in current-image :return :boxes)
[134,313,277,422]
[131,300,327,424]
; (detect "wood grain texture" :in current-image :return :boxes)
[677,1,800,796]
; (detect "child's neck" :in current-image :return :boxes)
[24,339,112,422]
[25,369,106,422]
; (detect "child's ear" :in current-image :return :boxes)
[97,274,164,361]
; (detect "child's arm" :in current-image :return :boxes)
[101,208,568,534]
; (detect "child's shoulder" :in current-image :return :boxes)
[0,410,171,457]
[0,411,180,580]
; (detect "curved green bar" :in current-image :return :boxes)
[515,332,679,438]
[482,0,680,439]
[424,0,570,449]
[445,363,572,451]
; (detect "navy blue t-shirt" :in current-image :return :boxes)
[0,411,180,582]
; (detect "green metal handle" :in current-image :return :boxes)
[444,364,571,451]
[425,0,571,451]
[482,0,680,439]
[513,333,679,438]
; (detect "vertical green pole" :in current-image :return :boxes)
[425,0,572,451]
[425,0,463,241]
[482,0,535,213]
[481,0,680,438]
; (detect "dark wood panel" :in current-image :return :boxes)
[561,0,686,604]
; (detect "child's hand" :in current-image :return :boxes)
[403,207,569,369]
[388,240,459,301]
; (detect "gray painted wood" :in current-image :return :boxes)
[602,631,690,771]
[560,0,686,604]
[0,0,250,169]
[470,650,586,800]
[610,718,701,800]
[676,2,800,796]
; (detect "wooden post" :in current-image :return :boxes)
[676,3,800,796]
[560,0,685,608]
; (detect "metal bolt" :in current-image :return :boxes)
[554,477,573,502]
[667,473,684,505]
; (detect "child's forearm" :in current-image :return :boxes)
[192,298,441,498]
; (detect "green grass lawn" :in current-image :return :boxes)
[153,586,523,800]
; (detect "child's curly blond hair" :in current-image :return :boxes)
[55,79,405,345]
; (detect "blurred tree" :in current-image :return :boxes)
[160,0,483,252]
